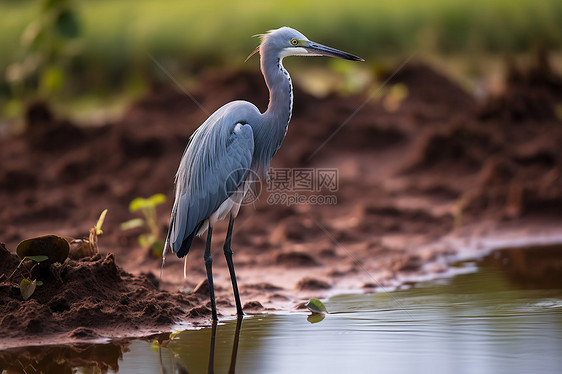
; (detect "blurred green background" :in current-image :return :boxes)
[2,0,562,123]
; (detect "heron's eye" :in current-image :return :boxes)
[290,38,299,46]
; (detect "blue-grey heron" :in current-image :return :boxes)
[164,27,363,321]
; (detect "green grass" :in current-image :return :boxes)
[1,0,562,119]
[2,0,562,67]
[70,0,562,54]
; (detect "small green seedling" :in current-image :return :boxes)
[1,254,49,300]
[121,194,166,257]
[89,208,108,254]
[11,234,72,300]
[69,209,108,258]
[20,278,37,301]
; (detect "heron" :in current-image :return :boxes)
[163,27,363,321]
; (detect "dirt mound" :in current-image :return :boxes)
[389,63,475,112]
[398,56,562,220]
[0,244,207,348]
[403,124,501,174]
[479,47,562,122]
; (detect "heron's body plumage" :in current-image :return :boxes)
[168,101,258,257]
[166,31,299,258]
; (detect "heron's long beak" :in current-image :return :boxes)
[305,41,364,61]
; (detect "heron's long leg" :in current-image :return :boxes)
[204,225,218,321]
[224,215,244,316]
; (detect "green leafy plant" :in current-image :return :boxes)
[1,255,49,300]
[12,234,70,300]
[5,0,81,105]
[121,194,167,257]
[0,234,72,300]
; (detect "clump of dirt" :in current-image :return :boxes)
[274,251,319,267]
[388,62,476,115]
[0,243,208,348]
[479,47,562,122]
[295,277,331,290]
[403,124,501,174]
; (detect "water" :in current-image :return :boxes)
[2,244,561,373]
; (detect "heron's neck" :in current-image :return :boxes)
[262,56,293,129]
[249,53,293,175]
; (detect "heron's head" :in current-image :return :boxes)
[247,27,364,62]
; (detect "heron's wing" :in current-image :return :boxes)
[168,106,255,257]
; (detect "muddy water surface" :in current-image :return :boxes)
[2,244,561,373]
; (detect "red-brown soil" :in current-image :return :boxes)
[1,52,562,348]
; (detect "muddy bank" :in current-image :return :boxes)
[0,243,215,348]
[1,53,562,347]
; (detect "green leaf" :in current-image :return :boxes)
[55,10,80,39]
[36,281,44,286]
[95,209,108,235]
[305,298,328,314]
[148,193,166,206]
[130,194,166,212]
[20,278,37,300]
[25,255,49,263]
[120,218,145,230]
[40,66,64,96]
[129,197,148,212]
[139,234,150,247]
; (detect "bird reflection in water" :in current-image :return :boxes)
[208,316,243,374]
[156,315,245,374]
